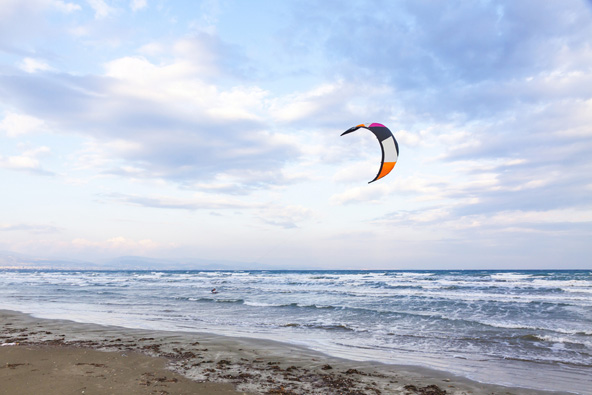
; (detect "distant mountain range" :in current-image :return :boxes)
[0,251,298,271]
[0,251,99,270]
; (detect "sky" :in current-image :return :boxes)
[1,0,591,269]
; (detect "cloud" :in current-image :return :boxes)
[277,0,591,229]
[186,166,306,195]
[270,82,350,123]
[18,57,53,73]
[0,0,80,20]
[52,0,82,13]
[283,0,592,128]
[0,223,60,234]
[330,185,386,205]
[100,192,316,228]
[187,0,222,35]
[268,81,395,129]
[101,192,263,211]
[1,28,403,193]
[0,0,81,53]
[130,0,147,12]
[258,205,316,229]
[0,39,302,188]
[316,1,592,86]
[0,112,48,137]
[328,94,592,232]
[0,146,53,175]
[86,0,117,19]
[376,207,592,236]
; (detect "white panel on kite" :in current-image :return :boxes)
[381,136,398,163]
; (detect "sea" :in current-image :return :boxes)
[1,269,591,394]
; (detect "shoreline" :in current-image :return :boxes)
[0,309,578,394]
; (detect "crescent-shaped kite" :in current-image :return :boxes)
[341,123,399,183]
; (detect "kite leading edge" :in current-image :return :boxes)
[341,123,399,183]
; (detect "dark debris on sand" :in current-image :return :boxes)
[1,319,452,395]
[404,384,447,395]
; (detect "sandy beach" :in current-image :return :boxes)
[0,310,575,395]
[0,345,241,395]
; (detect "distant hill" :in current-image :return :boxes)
[104,255,277,271]
[0,251,102,270]
[0,251,306,271]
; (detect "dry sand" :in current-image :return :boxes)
[0,310,572,395]
[0,345,242,395]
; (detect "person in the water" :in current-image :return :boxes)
[211,288,218,294]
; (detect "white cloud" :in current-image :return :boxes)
[395,130,422,147]
[257,204,316,229]
[130,0,147,12]
[18,57,53,73]
[100,192,316,228]
[0,0,79,21]
[0,223,60,233]
[3,155,39,169]
[1,33,399,190]
[103,192,264,211]
[331,171,453,205]
[375,205,592,235]
[0,146,51,174]
[269,82,349,122]
[0,112,48,137]
[102,54,265,115]
[68,25,90,37]
[0,45,297,185]
[52,0,81,13]
[489,209,592,226]
[330,183,391,206]
[138,42,164,56]
[438,208,592,233]
[86,0,116,19]
[332,159,379,184]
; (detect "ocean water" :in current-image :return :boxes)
[1,269,591,393]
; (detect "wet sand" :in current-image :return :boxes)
[0,310,573,394]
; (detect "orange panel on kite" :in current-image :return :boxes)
[376,162,396,180]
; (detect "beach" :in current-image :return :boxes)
[1,309,574,395]
[0,345,240,395]
[1,270,591,394]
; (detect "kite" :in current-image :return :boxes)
[341,123,399,183]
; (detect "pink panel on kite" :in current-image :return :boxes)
[369,123,385,128]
